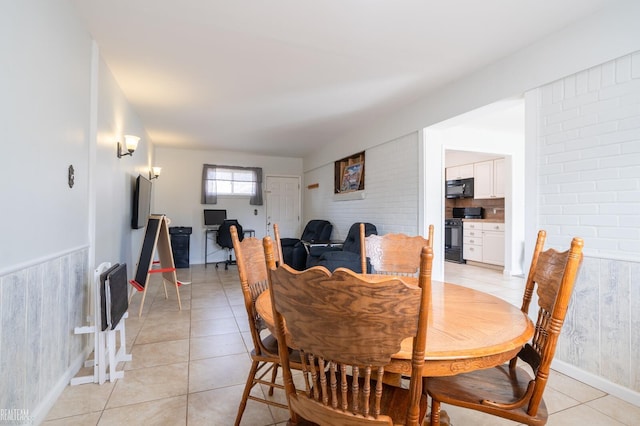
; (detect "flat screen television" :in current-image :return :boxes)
[132,174,152,229]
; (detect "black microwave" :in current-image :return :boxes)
[445,178,474,199]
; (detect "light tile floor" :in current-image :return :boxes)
[44,262,640,425]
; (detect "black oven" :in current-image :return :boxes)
[445,207,483,263]
[445,218,464,263]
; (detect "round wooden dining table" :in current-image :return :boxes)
[255,278,534,377]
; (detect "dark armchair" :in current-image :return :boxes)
[280,220,333,270]
[308,222,377,272]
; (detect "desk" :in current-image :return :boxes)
[204,228,256,267]
[255,279,533,377]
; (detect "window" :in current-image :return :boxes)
[212,168,255,195]
[201,164,263,205]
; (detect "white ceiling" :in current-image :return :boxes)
[70,0,617,158]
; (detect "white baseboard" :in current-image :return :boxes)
[31,346,92,425]
[552,359,640,407]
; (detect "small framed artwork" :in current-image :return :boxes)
[340,162,362,192]
[334,151,365,193]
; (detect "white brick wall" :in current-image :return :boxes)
[538,51,640,258]
[303,132,419,239]
[536,52,640,401]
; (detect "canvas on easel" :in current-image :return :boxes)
[129,214,182,316]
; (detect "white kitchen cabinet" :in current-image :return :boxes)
[473,161,493,198]
[473,158,504,199]
[462,222,483,262]
[482,222,505,266]
[463,222,504,266]
[446,163,474,180]
[463,222,482,233]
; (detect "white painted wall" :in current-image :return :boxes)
[94,54,155,271]
[0,1,151,274]
[154,147,303,264]
[0,0,92,271]
[0,1,157,421]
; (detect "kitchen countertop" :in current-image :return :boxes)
[461,218,504,223]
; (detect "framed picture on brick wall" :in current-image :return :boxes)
[334,151,365,193]
[340,162,362,192]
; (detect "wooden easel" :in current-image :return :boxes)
[129,214,182,317]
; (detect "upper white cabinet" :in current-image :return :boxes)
[473,158,505,199]
[446,163,474,180]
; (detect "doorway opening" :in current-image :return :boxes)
[423,97,525,278]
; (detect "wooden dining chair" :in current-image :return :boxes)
[272,223,285,266]
[230,226,302,426]
[360,223,434,276]
[426,230,584,426]
[264,236,434,426]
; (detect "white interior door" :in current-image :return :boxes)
[265,176,301,238]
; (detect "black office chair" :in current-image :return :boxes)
[215,219,243,270]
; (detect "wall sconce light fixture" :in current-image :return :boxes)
[149,166,162,180]
[117,135,140,158]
